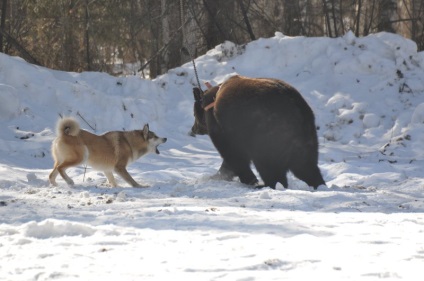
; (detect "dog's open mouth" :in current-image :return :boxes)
[155,138,167,154]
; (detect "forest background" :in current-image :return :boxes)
[0,0,423,78]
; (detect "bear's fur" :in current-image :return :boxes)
[191,75,325,189]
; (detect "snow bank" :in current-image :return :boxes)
[23,219,96,239]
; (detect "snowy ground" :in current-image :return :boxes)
[1,31,424,280]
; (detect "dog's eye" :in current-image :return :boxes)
[147,132,158,139]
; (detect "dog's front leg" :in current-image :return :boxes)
[114,165,145,188]
[104,171,117,187]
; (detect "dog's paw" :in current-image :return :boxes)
[65,180,75,186]
[134,184,150,188]
[49,181,58,187]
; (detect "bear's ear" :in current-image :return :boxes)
[193,87,203,102]
[205,82,213,89]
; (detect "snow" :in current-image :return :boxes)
[1,31,424,280]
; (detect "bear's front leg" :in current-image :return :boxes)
[210,160,237,181]
[211,135,258,186]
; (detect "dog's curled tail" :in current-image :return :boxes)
[56,117,80,137]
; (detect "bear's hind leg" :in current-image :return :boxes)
[290,159,325,189]
[253,158,288,189]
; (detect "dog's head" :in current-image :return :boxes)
[142,124,167,154]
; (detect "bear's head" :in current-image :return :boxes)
[190,87,208,136]
[190,85,219,136]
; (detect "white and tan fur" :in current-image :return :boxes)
[49,117,167,187]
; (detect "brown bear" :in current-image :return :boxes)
[191,75,325,190]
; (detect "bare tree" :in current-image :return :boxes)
[283,0,303,36]
[4,0,424,75]
[84,0,91,71]
[0,0,7,52]
[396,0,424,50]
[322,0,344,37]
[355,0,362,36]
[378,0,397,32]
[237,0,255,40]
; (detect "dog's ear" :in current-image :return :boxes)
[142,124,149,139]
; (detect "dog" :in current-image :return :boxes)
[49,117,167,187]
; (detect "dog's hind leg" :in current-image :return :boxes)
[55,160,80,186]
[49,166,60,186]
[104,171,117,187]
[114,165,143,187]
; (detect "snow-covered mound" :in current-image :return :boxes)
[1,31,424,280]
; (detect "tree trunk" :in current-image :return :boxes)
[160,0,181,73]
[0,28,40,65]
[84,0,91,71]
[355,0,362,37]
[161,0,170,73]
[203,0,235,46]
[322,0,333,37]
[237,0,255,40]
[330,0,338,37]
[378,0,397,33]
[0,0,7,53]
